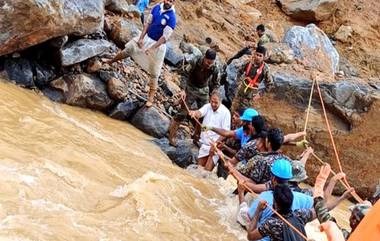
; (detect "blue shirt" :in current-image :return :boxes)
[147,4,176,41]
[234,127,251,147]
[136,0,149,13]
[248,190,313,241]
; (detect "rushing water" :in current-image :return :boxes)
[0,81,351,241]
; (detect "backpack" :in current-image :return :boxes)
[282,214,307,241]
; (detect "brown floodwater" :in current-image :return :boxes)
[0,81,351,240]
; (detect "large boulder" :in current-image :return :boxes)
[50,74,113,111]
[276,0,338,22]
[165,42,184,66]
[1,58,35,88]
[283,24,339,74]
[105,0,141,17]
[131,107,170,138]
[153,138,197,168]
[109,19,141,48]
[272,72,378,128]
[264,42,295,64]
[60,39,114,66]
[109,99,142,120]
[0,0,104,56]
[107,77,129,101]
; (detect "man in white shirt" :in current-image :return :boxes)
[189,91,231,171]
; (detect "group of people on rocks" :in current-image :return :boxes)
[104,0,379,240]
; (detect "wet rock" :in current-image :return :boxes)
[106,0,141,17]
[3,58,34,88]
[41,87,65,103]
[131,107,170,138]
[34,63,56,87]
[165,42,184,66]
[50,74,113,111]
[98,70,121,82]
[0,0,104,56]
[109,99,142,120]
[109,19,141,47]
[107,77,129,101]
[60,39,113,66]
[153,138,196,168]
[334,25,353,43]
[264,42,295,64]
[283,24,339,74]
[276,0,338,22]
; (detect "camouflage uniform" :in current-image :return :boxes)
[258,209,313,241]
[174,54,220,121]
[257,33,272,47]
[236,152,290,184]
[230,62,273,113]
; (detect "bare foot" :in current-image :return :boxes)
[145,101,153,108]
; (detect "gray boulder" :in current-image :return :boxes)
[264,42,295,64]
[272,72,379,127]
[2,58,34,88]
[105,0,141,17]
[131,107,170,138]
[283,24,339,74]
[50,74,113,111]
[60,39,113,66]
[0,0,104,56]
[109,19,141,47]
[109,99,143,120]
[153,138,196,168]
[165,42,184,66]
[276,0,338,22]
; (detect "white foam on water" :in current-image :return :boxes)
[109,171,170,198]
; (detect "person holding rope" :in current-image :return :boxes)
[230,46,273,113]
[187,91,231,170]
[168,49,221,146]
[106,0,177,108]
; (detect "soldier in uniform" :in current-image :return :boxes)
[168,49,221,146]
[230,46,273,113]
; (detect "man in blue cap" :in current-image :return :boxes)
[208,108,259,148]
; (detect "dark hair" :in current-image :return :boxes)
[267,128,284,151]
[273,184,293,215]
[237,108,246,117]
[252,115,266,134]
[256,45,267,55]
[205,49,217,60]
[256,24,265,32]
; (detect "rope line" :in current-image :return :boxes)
[302,77,363,203]
[180,96,309,241]
[303,79,316,140]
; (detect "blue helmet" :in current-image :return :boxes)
[240,108,259,121]
[271,158,293,179]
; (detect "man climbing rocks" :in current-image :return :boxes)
[230,46,273,113]
[168,49,221,146]
[226,24,275,65]
[107,0,176,107]
[187,91,231,171]
[255,24,275,47]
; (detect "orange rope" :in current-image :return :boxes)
[314,79,363,203]
[180,96,309,241]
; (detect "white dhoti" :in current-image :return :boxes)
[123,35,166,90]
[198,144,219,165]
